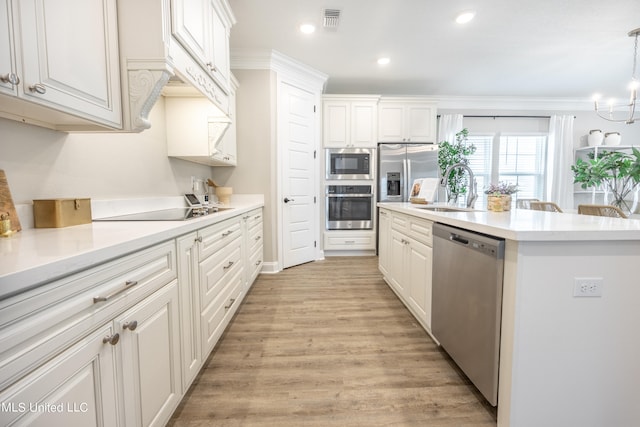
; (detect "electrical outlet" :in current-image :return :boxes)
[573,278,603,297]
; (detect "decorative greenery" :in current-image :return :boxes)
[571,147,640,213]
[484,182,518,195]
[438,128,476,201]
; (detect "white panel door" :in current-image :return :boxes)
[280,82,318,269]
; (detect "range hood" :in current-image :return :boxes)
[117,0,235,132]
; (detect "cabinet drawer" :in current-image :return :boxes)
[199,237,242,309]
[390,212,409,233]
[324,234,375,250]
[198,217,242,261]
[409,218,433,247]
[201,267,243,356]
[0,241,176,390]
[244,208,263,229]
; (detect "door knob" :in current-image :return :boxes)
[284,197,295,203]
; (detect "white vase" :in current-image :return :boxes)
[604,132,621,146]
[587,129,603,146]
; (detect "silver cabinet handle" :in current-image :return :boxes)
[222,230,233,237]
[28,83,46,94]
[255,235,261,241]
[123,321,138,331]
[93,280,139,304]
[255,260,262,266]
[103,333,120,345]
[254,215,261,220]
[195,236,203,243]
[0,73,19,85]
[223,261,234,270]
[224,298,236,310]
[206,62,217,72]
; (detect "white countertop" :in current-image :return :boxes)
[0,196,264,300]
[378,202,640,241]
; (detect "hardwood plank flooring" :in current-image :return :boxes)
[169,256,497,426]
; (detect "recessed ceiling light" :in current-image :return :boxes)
[377,57,390,66]
[455,11,475,24]
[299,23,316,34]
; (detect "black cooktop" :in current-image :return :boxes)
[93,207,222,222]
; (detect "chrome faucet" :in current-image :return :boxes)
[440,163,478,209]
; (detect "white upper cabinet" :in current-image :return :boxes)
[0,0,122,130]
[171,0,232,93]
[0,0,17,97]
[378,98,437,143]
[323,95,379,147]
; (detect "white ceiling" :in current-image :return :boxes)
[228,0,640,100]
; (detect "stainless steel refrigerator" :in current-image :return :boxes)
[377,143,439,202]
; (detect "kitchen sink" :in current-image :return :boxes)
[417,205,479,212]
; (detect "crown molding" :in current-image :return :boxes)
[231,48,328,90]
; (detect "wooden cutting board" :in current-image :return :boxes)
[0,170,22,232]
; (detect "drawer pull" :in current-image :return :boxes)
[195,236,203,243]
[224,298,236,310]
[103,333,120,346]
[255,260,262,266]
[222,230,233,237]
[123,321,138,331]
[255,235,261,241]
[93,280,139,304]
[223,261,234,270]
[345,240,356,244]
[254,215,261,219]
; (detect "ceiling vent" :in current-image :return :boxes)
[323,9,340,30]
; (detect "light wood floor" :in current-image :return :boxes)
[169,256,497,426]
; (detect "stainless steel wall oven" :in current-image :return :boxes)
[325,185,373,230]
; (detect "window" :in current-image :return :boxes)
[466,133,548,208]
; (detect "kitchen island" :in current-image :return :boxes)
[378,202,640,427]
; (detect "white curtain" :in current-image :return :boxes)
[437,114,464,144]
[547,115,575,209]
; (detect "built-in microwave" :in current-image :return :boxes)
[325,148,374,180]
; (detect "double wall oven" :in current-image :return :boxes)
[325,148,375,231]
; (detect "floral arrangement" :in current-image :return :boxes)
[484,182,518,195]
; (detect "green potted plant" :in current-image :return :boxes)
[484,182,518,211]
[438,128,476,203]
[571,147,640,214]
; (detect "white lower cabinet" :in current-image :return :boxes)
[0,324,119,427]
[242,208,264,290]
[198,216,245,357]
[0,207,265,426]
[379,209,433,331]
[116,280,182,427]
[176,233,202,391]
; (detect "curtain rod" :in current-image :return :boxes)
[436,114,576,119]
[437,114,550,119]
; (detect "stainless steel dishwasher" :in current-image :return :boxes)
[431,223,505,406]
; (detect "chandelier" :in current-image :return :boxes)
[593,28,640,124]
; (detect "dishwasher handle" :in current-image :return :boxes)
[450,233,469,245]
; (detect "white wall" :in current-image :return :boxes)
[211,69,278,264]
[0,98,213,205]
